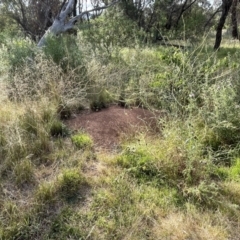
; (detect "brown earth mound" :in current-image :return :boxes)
[65,105,160,149]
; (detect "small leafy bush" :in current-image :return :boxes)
[80,10,141,55]
[43,36,66,67]
[57,169,84,199]
[71,133,93,149]
[196,77,240,164]
[7,39,34,73]
[43,35,87,75]
[117,147,159,181]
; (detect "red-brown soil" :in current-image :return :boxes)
[65,105,160,149]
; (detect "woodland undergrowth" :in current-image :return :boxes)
[0,32,240,239]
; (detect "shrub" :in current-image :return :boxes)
[7,55,62,101]
[43,36,66,67]
[7,53,87,105]
[80,10,141,55]
[43,35,87,75]
[57,101,85,120]
[57,169,84,199]
[0,127,6,156]
[89,89,113,111]
[71,133,93,149]
[7,38,35,73]
[57,104,72,120]
[229,158,240,180]
[50,120,69,137]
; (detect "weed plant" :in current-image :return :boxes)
[71,133,93,150]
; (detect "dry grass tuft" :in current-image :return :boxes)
[152,209,228,240]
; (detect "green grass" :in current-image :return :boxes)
[57,168,86,200]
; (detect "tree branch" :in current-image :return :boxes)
[69,1,119,24]
[38,0,119,47]
[204,6,221,30]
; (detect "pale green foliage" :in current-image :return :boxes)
[89,88,113,111]
[71,133,93,149]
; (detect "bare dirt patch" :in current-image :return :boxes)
[65,105,160,149]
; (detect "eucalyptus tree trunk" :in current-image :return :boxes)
[231,0,239,39]
[38,0,118,47]
[214,0,233,50]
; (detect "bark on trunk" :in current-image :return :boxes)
[37,0,118,47]
[214,0,233,50]
[231,0,239,39]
